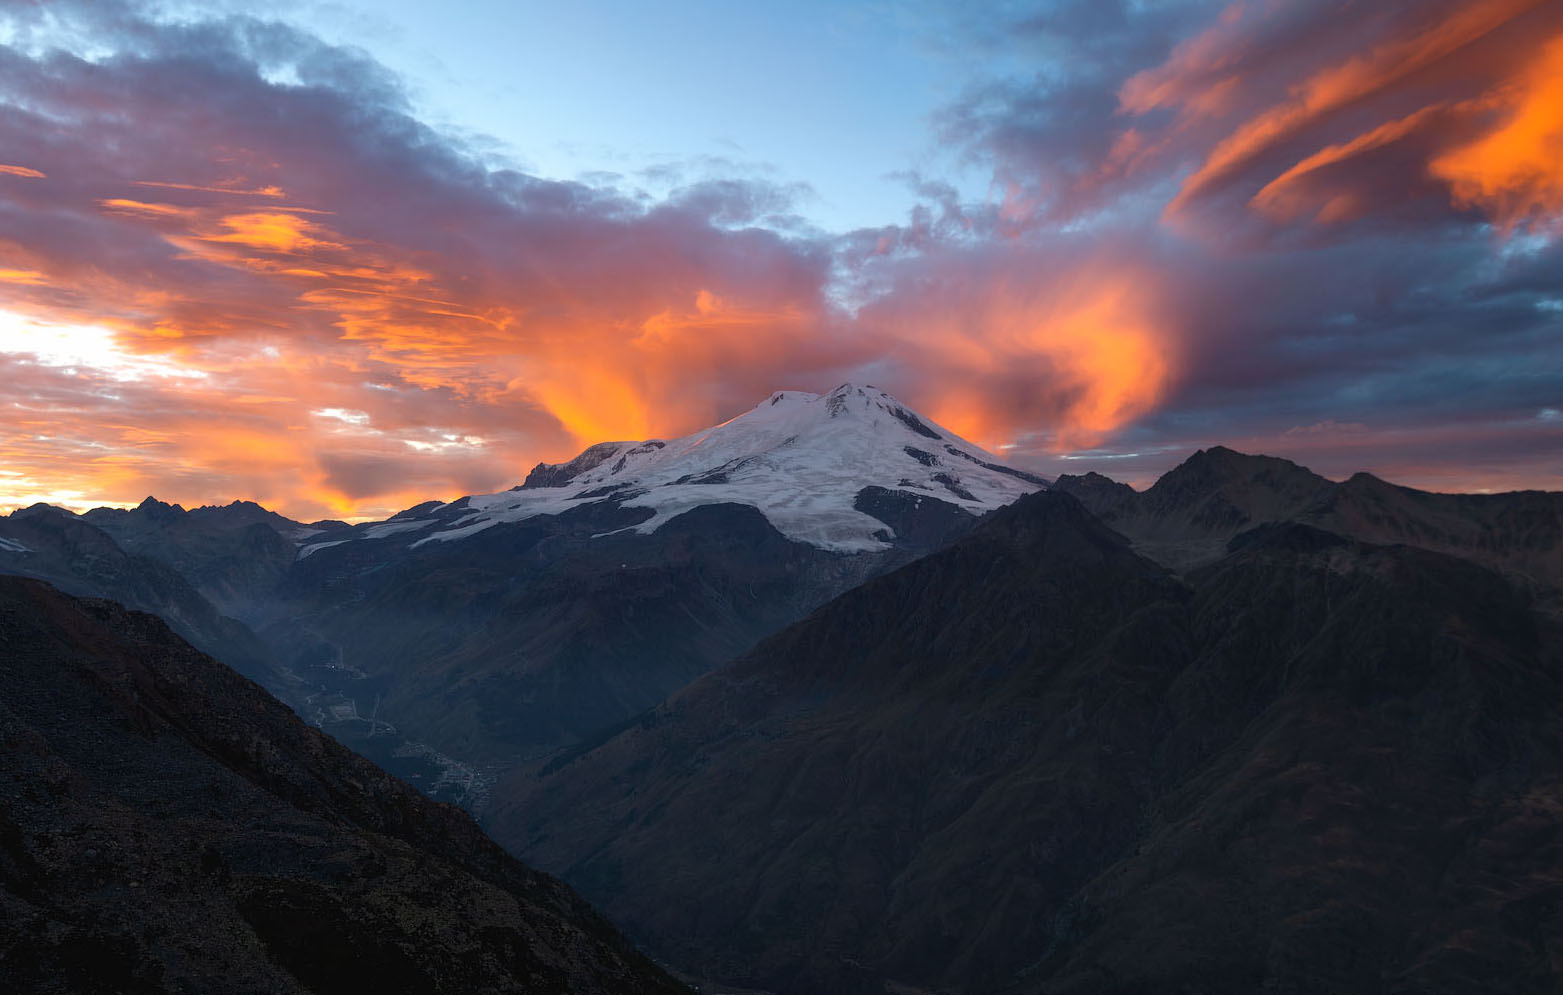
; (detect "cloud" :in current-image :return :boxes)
[850,238,1179,451]
[0,0,1558,520]
[911,0,1562,485]
[1162,0,1547,211]
[1105,0,1563,235]
[1429,34,1563,231]
[0,3,866,516]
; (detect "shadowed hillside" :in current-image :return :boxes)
[499,490,1563,994]
[0,576,685,995]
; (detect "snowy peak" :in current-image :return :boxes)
[819,383,944,440]
[517,384,944,493]
[766,383,941,434]
[302,384,1050,556]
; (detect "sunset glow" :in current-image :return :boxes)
[1430,35,1563,230]
[898,276,1172,453]
[0,1,1559,520]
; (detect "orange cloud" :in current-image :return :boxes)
[1172,0,1543,212]
[133,180,284,197]
[1240,25,1563,231]
[527,370,654,447]
[865,265,1175,453]
[1119,0,1252,118]
[0,164,46,178]
[945,288,1169,450]
[1429,35,1563,230]
[1125,0,1562,232]
[99,198,199,219]
[202,212,347,253]
[0,336,537,521]
[1250,104,1451,222]
[0,269,48,286]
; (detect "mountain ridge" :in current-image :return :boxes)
[0,502,293,694]
[1053,446,1563,607]
[500,487,1563,994]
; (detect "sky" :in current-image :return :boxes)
[0,0,1560,521]
[285,0,991,232]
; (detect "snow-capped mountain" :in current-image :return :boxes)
[301,383,1048,558]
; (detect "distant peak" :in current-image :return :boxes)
[1188,445,1248,465]
[1058,470,1135,489]
[15,502,69,519]
[1174,446,1313,478]
[390,499,448,521]
[1342,470,1408,495]
[136,495,186,516]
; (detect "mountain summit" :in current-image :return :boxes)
[301,384,1048,557]
[256,385,1051,762]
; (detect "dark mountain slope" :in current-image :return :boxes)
[1031,523,1563,994]
[0,504,291,694]
[498,492,1193,992]
[1053,447,1563,606]
[276,499,923,763]
[500,492,1563,995]
[1052,446,1335,570]
[83,497,304,619]
[0,575,685,995]
[1309,471,1563,605]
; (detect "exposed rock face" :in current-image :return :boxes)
[520,441,637,490]
[499,491,1563,995]
[0,576,685,995]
